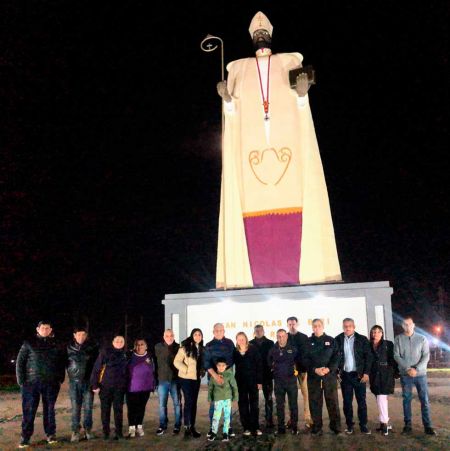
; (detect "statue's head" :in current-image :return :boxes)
[249,12,273,53]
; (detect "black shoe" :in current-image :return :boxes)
[206,428,213,439]
[46,435,58,444]
[276,427,286,435]
[222,433,229,442]
[376,423,383,432]
[382,423,389,436]
[424,427,437,436]
[184,426,192,438]
[228,427,235,437]
[345,427,354,435]
[291,428,298,435]
[173,427,180,435]
[207,431,217,442]
[191,428,201,438]
[402,425,412,435]
[360,425,371,435]
[402,425,412,434]
[332,429,343,436]
[18,438,30,449]
[103,433,110,441]
[156,427,165,436]
[311,428,323,436]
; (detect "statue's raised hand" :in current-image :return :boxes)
[295,72,310,97]
[217,81,232,102]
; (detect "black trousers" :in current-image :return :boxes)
[341,371,368,428]
[308,374,341,431]
[21,382,60,440]
[237,381,260,432]
[99,387,125,436]
[127,391,150,427]
[262,379,274,424]
[274,378,298,428]
[179,379,201,427]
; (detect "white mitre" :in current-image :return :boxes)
[248,11,273,37]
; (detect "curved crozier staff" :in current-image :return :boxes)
[200,34,228,289]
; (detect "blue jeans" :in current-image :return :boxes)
[69,380,94,432]
[157,381,181,429]
[400,375,432,427]
[21,381,60,440]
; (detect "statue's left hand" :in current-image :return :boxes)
[295,72,310,97]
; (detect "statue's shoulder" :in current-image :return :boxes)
[226,57,252,73]
[277,52,304,66]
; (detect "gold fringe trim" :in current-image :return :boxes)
[243,207,303,218]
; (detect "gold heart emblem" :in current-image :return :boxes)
[248,147,292,185]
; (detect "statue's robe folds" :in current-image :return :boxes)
[216,52,341,289]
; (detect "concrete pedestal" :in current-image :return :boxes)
[162,281,393,343]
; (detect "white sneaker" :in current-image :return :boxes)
[128,426,136,438]
[256,429,263,436]
[137,425,145,437]
[243,430,251,436]
[70,432,80,443]
[46,435,58,444]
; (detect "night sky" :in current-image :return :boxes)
[1,1,448,365]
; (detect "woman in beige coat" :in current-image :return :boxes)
[173,328,204,438]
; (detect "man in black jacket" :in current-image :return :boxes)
[249,325,274,428]
[154,329,181,435]
[287,316,312,429]
[66,326,98,442]
[16,320,65,448]
[335,318,373,434]
[267,329,299,435]
[303,319,342,436]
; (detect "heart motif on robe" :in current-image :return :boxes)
[248,147,292,185]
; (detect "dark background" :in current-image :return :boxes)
[1,1,448,368]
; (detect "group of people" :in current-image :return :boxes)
[15,315,435,448]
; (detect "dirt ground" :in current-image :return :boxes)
[0,371,449,451]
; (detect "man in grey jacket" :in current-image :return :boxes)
[394,316,436,435]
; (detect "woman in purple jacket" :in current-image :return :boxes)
[127,338,156,438]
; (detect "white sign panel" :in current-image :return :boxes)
[187,296,368,343]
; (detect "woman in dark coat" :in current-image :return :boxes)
[91,335,128,440]
[233,332,263,436]
[369,325,398,436]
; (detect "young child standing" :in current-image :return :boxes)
[207,358,239,442]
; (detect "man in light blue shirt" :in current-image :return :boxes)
[335,318,372,435]
[394,316,436,435]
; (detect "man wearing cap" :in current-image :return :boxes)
[215,11,341,289]
[16,320,65,448]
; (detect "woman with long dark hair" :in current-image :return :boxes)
[174,328,204,438]
[369,325,398,435]
[233,331,263,436]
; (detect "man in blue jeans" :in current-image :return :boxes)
[154,329,181,435]
[394,316,436,435]
[16,320,65,449]
[66,326,98,442]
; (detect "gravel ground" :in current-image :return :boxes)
[0,372,448,450]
